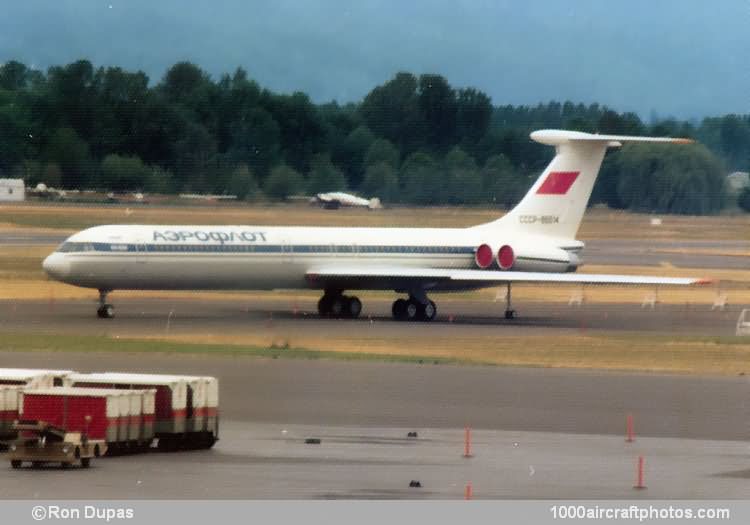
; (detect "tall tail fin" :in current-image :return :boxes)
[479,129,693,240]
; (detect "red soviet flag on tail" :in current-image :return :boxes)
[536,171,580,195]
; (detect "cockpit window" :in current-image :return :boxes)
[57,242,85,253]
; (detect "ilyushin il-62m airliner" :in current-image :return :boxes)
[43,130,709,321]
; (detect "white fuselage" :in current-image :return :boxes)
[43,224,579,292]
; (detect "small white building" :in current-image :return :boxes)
[0,179,25,202]
[727,172,749,195]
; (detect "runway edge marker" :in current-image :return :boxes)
[633,456,647,490]
[463,426,473,458]
[626,413,635,443]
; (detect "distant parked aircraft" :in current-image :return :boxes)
[312,191,382,210]
[43,130,707,321]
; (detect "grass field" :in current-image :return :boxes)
[2,331,749,376]
[0,332,462,365]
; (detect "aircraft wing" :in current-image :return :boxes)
[305,266,710,290]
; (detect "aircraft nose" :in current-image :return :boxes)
[42,253,70,280]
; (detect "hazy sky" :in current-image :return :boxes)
[2,0,747,119]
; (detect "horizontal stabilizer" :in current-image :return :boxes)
[530,129,694,146]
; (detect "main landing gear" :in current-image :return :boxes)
[391,297,437,322]
[97,289,115,319]
[504,282,516,319]
[317,291,362,319]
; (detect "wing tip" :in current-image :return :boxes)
[693,278,715,285]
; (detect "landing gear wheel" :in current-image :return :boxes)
[97,304,114,319]
[347,296,362,319]
[317,296,332,317]
[330,297,345,317]
[392,299,407,320]
[404,299,420,321]
[421,300,437,321]
[504,309,516,320]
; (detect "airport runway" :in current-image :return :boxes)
[583,239,750,269]
[0,354,749,498]
[0,230,68,246]
[0,295,741,337]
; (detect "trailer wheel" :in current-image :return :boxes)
[10,460,21,469]
[80,458,90,468]
[94,444,101,457]
[61,462,71,469]
[74,447,81,459]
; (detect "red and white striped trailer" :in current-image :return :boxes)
[19,387,130,456]
[118,374,219,448]
[64,373,207,450]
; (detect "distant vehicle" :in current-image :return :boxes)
[43,130,707,322]
[8,419,105,469]
[312,191,382,210]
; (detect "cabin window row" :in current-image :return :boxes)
[57,243,472,254]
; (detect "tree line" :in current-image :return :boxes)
[0,59,747,214]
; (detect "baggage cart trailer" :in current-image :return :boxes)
[65,373,191,450]
[20,387,129,454]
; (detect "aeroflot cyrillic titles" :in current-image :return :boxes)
[152,230,268,243]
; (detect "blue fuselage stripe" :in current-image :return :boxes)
[59,242,477,256]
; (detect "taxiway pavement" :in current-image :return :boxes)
[1,353,749,498]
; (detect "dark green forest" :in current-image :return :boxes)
[0,59,747,214]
